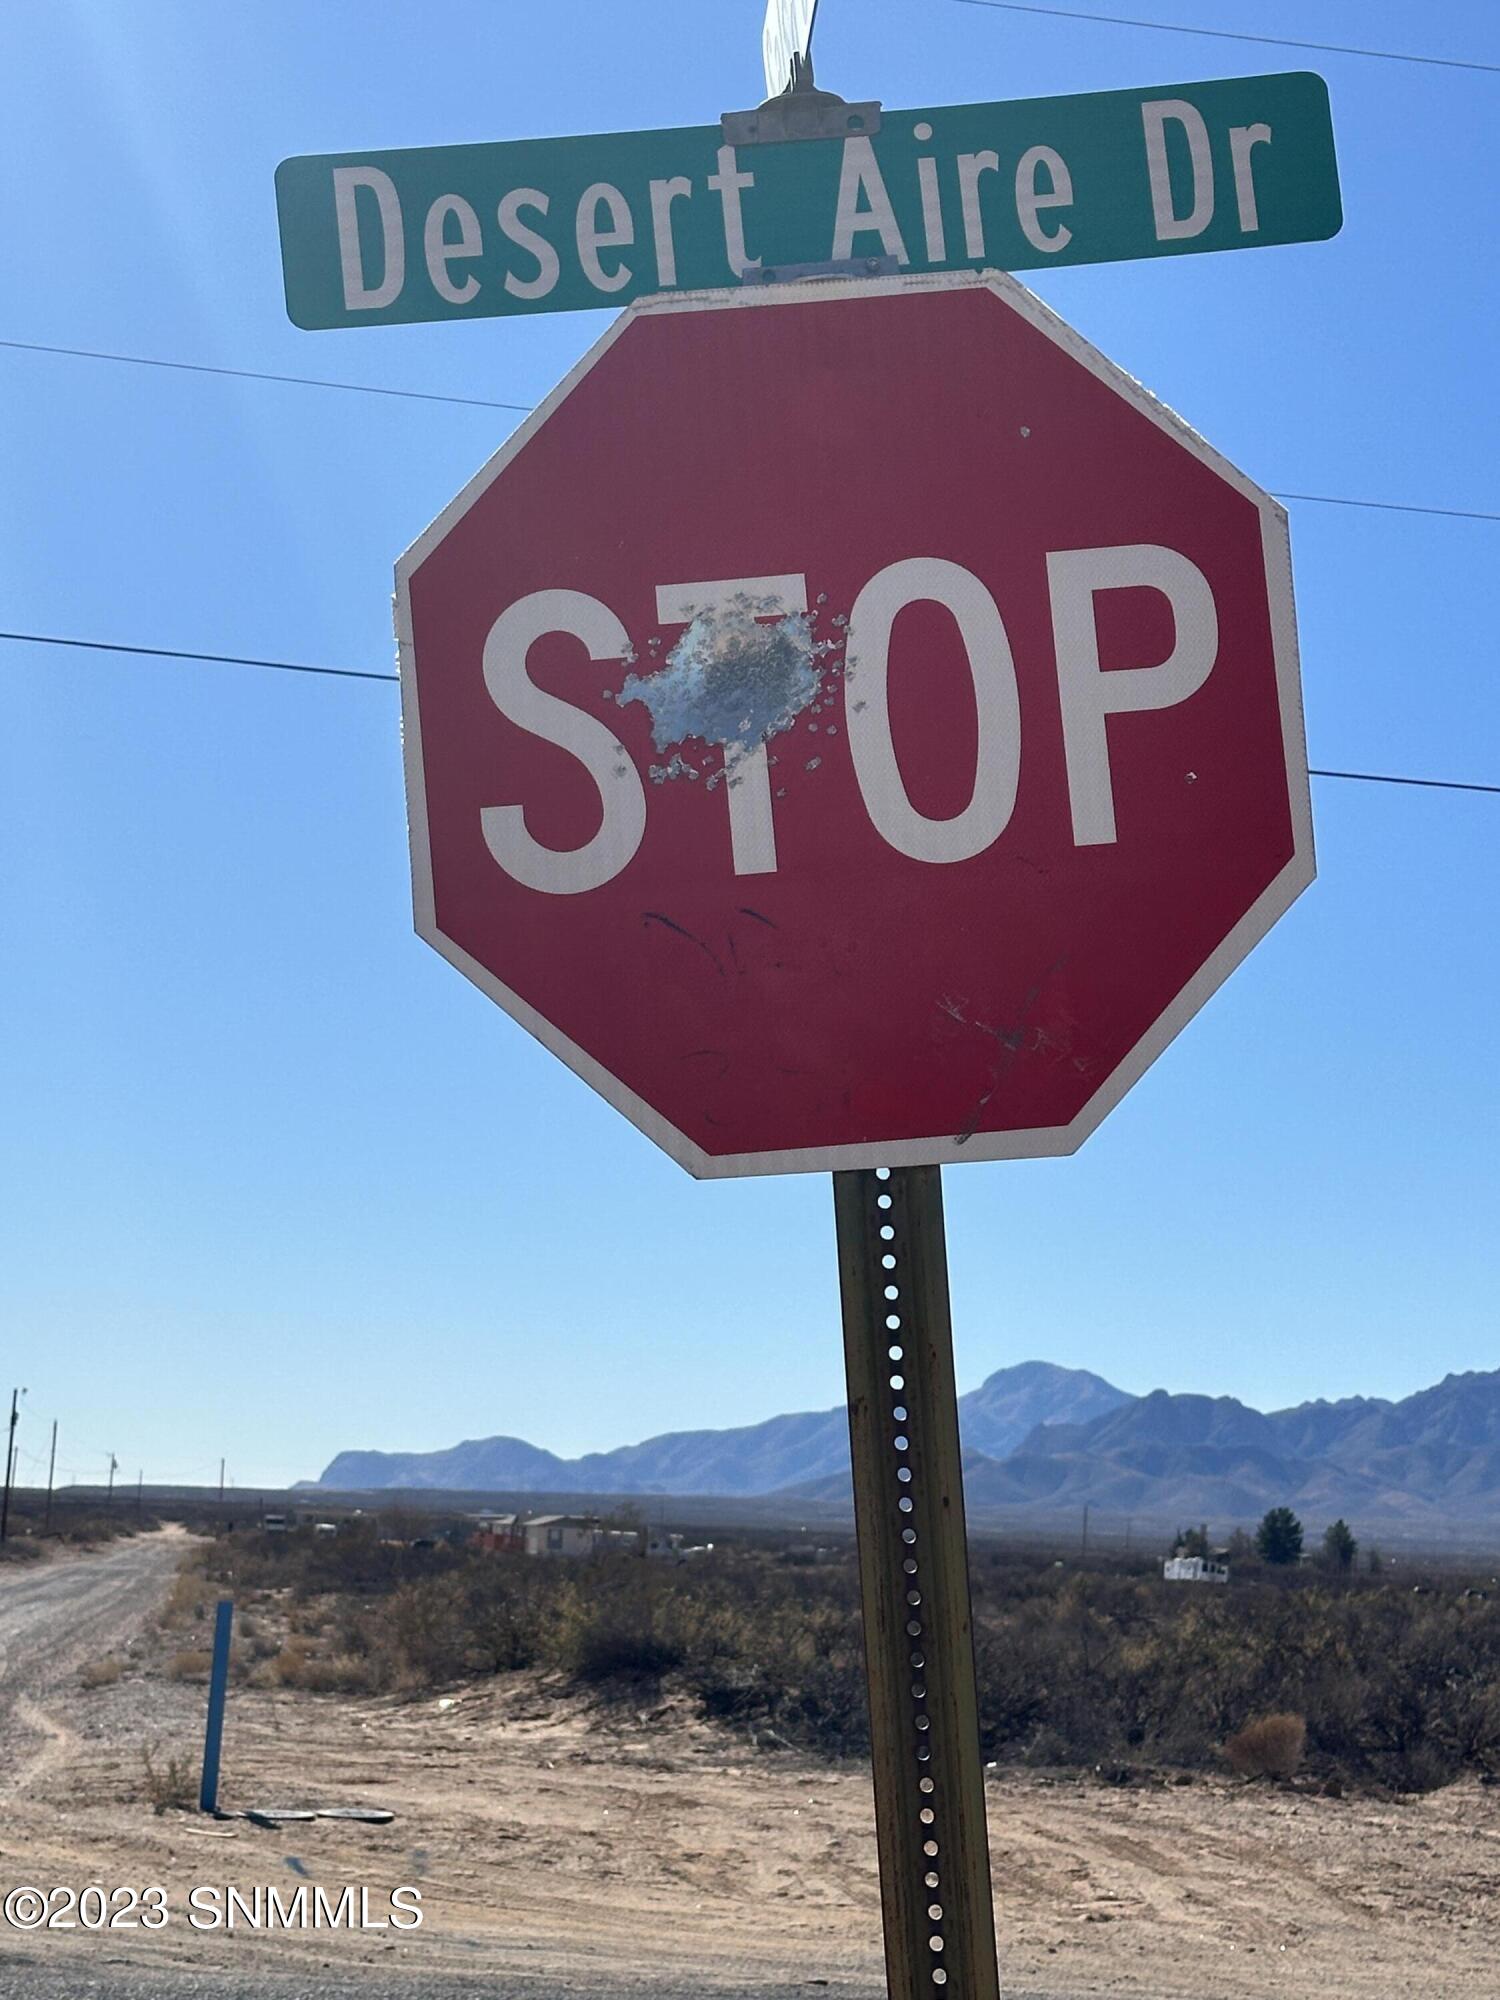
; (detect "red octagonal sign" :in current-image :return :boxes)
[397,272,1313,1177]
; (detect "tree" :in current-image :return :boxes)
[1255,1507,1304,1566]
[1174,1523,1211,1558]
[1323,1519,1358,1573]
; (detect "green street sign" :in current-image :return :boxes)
[276,71,1340,331]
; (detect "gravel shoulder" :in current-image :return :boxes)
[0,1538,1495,1999]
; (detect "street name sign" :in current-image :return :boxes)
[395,271,1314,1177]
[279,71,1340,329]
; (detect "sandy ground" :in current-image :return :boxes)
[0,1536,1496,1999]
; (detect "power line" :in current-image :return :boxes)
[0,629,398,685]
[0,337,533,414]
[1277,493,1500,527]
[944,0,1500,75]
[3,628,1495,798]
[0,334,1494,528]
[1308,767,1500,799]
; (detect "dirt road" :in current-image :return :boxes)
[0,1540,1495,1999]
[0,1533,187,1793]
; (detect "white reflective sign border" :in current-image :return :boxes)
[763,0,818,99]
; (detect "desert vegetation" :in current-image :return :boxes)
[0,1494,161,1560]
[139,1745,195,1815]
[177,1520,1500,1796]
[176,1512,1500,1800]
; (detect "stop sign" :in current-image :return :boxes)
[396,271,1313,1177]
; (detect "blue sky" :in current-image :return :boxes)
[1,2,1496,1491]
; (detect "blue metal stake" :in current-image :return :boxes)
[199,1598,234,1814]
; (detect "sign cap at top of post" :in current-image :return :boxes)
[764,0,819,99]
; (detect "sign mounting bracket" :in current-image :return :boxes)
[740,254,899,286]
[722,57,882,148]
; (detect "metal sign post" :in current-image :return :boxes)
[835,1167,998,1998]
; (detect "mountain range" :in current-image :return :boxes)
[314,1363,1500,1525]
[316,1361,1128,1497]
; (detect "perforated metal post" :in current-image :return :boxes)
[834,1166,999,2000]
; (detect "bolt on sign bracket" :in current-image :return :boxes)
[722,53,882,149]
[721,92,883,147]
[834,1166,1000,2000]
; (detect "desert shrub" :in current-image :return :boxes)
[0,1495,158,1547]
[140,1746,194,1813]
[81,1655,123,1688]
[463,1577,545,1673]
[1224,1713,1308,1778]
[162,1570,214,1626]
[963,1550,1500,1793]
[167,1649,213,1681]
[192,1519,457,1603]
[571,1624,686,1682]
[274,1651,380,1694]
[256,1634,315,1685]
[383,1575,474,1685]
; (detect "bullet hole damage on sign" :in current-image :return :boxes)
[615,592,849,789]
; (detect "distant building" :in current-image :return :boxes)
[468,1510,523,1553]
[1163,1556,1229,1584]
[465,1512,648,1558]
[521,1514,602,1558]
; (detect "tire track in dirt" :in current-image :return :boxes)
[0,1529,186,1791]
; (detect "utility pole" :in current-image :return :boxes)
[106,1454,118,1507]
[1,1389,22,1544]
[1080,1502,1090,1561]
[218,1457,226,1505]
[136,1470,144,1519]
